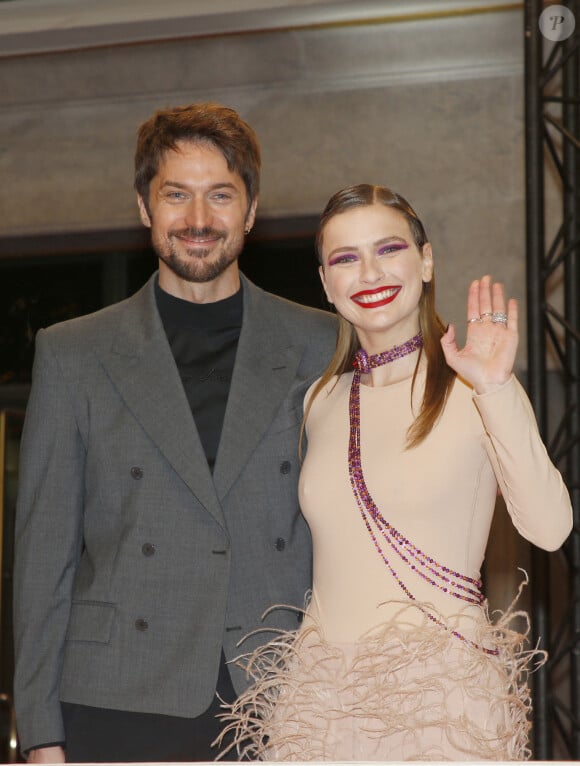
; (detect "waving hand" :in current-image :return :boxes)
[440,275,518,394]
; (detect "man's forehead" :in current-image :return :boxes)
[163,138,223,162]
[154,140,239,179]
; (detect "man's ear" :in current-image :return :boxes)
[137,195,152,228]
[245,197,258,233]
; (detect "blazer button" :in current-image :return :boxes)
[130,466,143,479]
[275,537,286,551]
[142,543,155,557]
[280,461,291,475]
[135,618,148,631]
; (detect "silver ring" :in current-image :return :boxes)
[492,311,508,324]
[467,316,481,324]
[480,312,493,320]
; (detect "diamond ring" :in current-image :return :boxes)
[491,311,508,324]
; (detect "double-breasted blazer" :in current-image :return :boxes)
[13,272,337,753]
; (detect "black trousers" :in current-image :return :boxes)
[61,650,240,762]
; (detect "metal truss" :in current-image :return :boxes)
[525,0,580,758]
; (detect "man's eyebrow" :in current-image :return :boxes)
[160,181,238,191]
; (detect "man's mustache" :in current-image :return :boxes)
[169,227,225,239]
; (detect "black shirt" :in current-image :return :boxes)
[155,279,243,473]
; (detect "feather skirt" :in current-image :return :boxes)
[216,597,542,761]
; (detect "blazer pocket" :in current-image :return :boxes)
[65,600,116,644]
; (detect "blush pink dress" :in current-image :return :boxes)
[220,371,572,761]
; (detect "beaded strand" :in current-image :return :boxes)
[349,333,499,656]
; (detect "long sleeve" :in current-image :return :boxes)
[473,374,572,551]
[13,329,86,752]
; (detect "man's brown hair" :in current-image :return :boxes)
[134,102,261,213]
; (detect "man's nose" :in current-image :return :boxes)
[184,197,212,230]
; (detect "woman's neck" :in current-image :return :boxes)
[361,352,422,387]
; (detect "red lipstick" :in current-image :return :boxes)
[350,285,401,308]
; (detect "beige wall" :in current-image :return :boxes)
[0,3,529,354]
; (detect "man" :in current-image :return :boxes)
[13,102,336,762]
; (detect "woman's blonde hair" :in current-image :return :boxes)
[304,184,455,450]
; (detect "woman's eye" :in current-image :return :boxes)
[328,254,357,266]
[378,243,408,256]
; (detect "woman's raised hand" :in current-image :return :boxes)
[440,275,518,394]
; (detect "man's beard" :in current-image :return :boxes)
[152,226,243,284]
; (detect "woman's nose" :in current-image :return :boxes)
[359,256,383,283]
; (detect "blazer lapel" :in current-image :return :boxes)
[96,276,225,528]
[213,276,304,501]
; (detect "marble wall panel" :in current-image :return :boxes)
[0,5,563,369]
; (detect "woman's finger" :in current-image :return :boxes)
[466,279,481,324]
[477,275,493,322]
[507,297,518,332]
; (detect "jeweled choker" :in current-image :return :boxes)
[348,331,497,655]
[352,332,424,374]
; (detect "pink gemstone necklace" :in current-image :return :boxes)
[349,331,498,655]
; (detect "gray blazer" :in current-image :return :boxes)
[13,273,337,753]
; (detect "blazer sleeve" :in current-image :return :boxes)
[13,328,86,753]
[473,374,572,552]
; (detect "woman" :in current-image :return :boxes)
[219,185,572,761]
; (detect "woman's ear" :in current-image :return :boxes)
[421,242,434,283]
[318,264,334,304]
